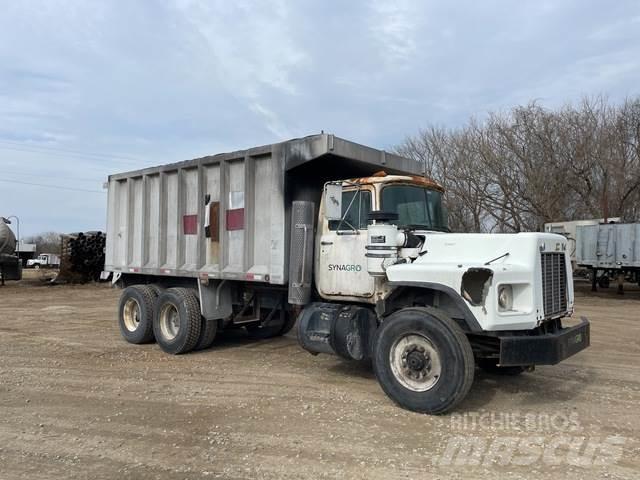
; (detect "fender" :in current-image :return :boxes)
[385,281,483,332]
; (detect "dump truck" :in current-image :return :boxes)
[27,253,61,269]
[105,133,590,414]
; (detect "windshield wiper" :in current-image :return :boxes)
[404,223,430,229]
[404,224,449,232]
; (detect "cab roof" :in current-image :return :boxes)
[344,171,444,192]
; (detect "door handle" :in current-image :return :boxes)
[321,241,334,246]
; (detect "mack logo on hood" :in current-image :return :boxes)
[328,264,363,272]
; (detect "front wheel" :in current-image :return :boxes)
[373,307,474,414]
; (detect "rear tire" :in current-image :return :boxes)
[153,288,201,355]
[194,317,218,351]
[373,307,474,414]
[118,285,156,344]
[246,310,295,339]
[147,284,163,297]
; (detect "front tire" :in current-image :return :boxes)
[373,307,474,414]
[153,288,201,355]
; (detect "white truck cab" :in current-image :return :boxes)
[297,171,588,413]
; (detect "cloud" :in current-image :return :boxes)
[368,0,420,67]
[248,102,292,139]
[172,0,308,96]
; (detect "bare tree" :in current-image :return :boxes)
[397,96,640,232]
[23,232,62,255]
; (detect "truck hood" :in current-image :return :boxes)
[411,232,567,268]
[385,232,573,331]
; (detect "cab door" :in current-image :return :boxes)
[316,188,375,298]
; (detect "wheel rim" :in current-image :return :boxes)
[389,333,442,392]
[122,298,141,332]
[159,303,180,340]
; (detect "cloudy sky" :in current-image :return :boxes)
[1,0,639,237]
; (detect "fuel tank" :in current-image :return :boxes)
[297,303,377,361]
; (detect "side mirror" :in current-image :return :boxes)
[324,184,343,220]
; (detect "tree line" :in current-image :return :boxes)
[396,96,640,233]
[23,232,62,255]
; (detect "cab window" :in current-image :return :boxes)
[328,190,372,230]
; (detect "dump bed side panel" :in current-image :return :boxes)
[105,148,287,284]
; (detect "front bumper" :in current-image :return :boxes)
[498,318,590,366]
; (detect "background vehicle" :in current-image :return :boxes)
[105,133,590,414]
[576,222,640,292]
[0,219,22,284]
[27,253,61,269]
[544,218,620,270]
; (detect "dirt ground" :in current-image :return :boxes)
[0,270,638,479]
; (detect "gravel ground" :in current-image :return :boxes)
[0,271,638,479]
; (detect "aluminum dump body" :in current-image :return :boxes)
[105,134,420,284]
[576,223,640,269]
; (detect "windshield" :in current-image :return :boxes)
[381,184,448,231]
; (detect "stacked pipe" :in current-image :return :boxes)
[57,231,106,283]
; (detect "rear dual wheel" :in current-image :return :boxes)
[119,285,218,354]
[153,288,202,355]
[118,285,157,344]
[246,309,296,339]
[194,316,218,351]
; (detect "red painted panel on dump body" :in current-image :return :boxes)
[183,214,198,235]
[226,208,244,230]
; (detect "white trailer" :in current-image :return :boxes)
[106,133,590,414]
[544,218,620,268]
[576,223,640,291]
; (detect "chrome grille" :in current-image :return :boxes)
[541,252,568,318]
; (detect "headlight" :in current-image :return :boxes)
[498,285,513,311]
